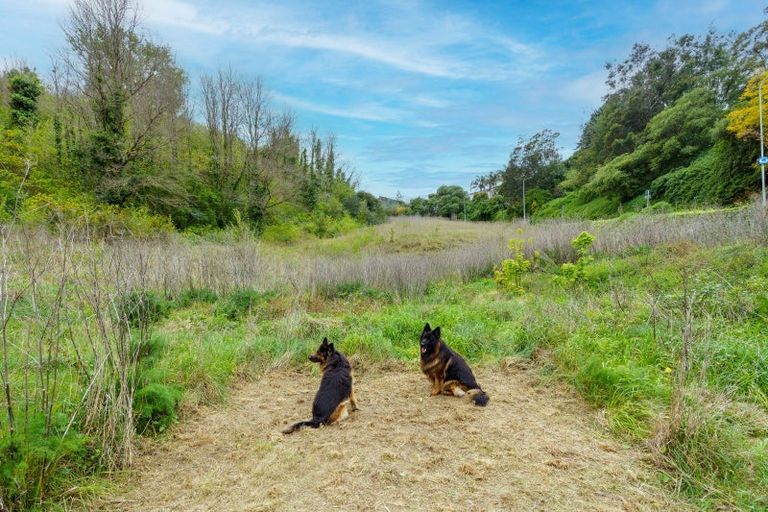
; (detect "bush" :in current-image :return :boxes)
[261,222,302,244]
[0,414,93,510]
[21,193,175,239]
[133,383,182,434]
[215,290,276,320]
[173,288,219,308]
[645,201,673,214]
[494,232,538,294]
[324,281,391,300]
[117,290,170,327]
[554,231,595,287]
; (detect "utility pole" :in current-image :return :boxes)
[522,177,527,223]
[760,77,766,207]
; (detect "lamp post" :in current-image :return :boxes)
[522,177,527,223]
[760,76,766,207]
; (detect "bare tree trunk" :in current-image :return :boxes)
[201,67,242,192]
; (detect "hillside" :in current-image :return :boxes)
[0,6,386,241]
[409,21,767,221]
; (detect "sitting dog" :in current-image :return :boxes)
[419,323,489,406]
[282,337,359,434]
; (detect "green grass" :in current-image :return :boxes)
[2,229,768,510]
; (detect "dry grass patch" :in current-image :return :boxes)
[94,366,689,512]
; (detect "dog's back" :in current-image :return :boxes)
[441,345,478,388]
[283,339,358,434]
[310,351,353,421]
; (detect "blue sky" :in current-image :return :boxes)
[1,0,764,199]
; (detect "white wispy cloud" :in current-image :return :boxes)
[410,94,452,108]
[560,70,608,107]
[120,0,544,81]
[249,30,462,78]
[271,92,406,123]
[142,0,229,35]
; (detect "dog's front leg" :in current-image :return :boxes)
[349,388,359,411]
[430,377,443,396]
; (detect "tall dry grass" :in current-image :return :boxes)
[103,205,768,297]
[1,224,155,508]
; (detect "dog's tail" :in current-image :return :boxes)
[469,389,489,407]
[282,418,322,434]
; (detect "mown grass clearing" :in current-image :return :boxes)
[96,367,688,512]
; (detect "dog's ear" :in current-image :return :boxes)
[327,343,335,354]
[321,337,329,347]
[433,326,441,339]
[422,323,431,334]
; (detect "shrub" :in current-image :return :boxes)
[173,288,219,308]
[215,290,276,320]
[133,383,182,434]
[494,232,538,294]
[118,290,170,327]
[325,281,391,300]
[0,414,92,510]
[262,222,302,244]
[645,201,673,214]
[21,193,175,238]
[554,231,595,287]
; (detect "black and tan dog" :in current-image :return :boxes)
[419,323,489,406]
[282,337,359,434]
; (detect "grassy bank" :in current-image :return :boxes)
[1,209,767,510]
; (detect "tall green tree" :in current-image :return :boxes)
[500,129,564,212]
[62,0,187,204]
[429,185,469,218]
[7,68,43,129]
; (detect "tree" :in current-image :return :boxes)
[6,68,43,129]
[61,0,187,203]
[727,71,768,142]
[239,76,273,222]
[468,192,506,221]
[564,30,751,194]
[201,67,242,193]
[324,135,336,182]
[582,87,722,201]
[428,185,469,218]
[500,129,564,216]
[471,170,502,195]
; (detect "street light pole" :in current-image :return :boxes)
[522,177,527,223]
[760,77,766,207]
